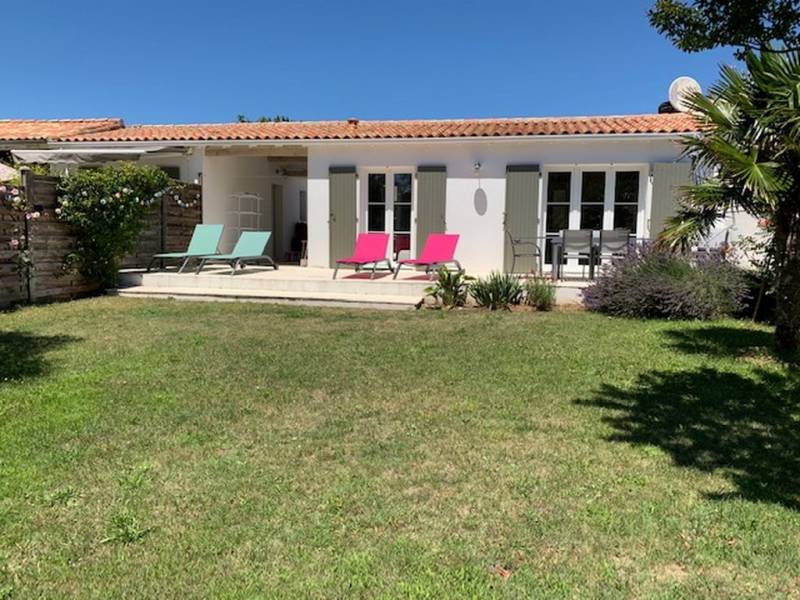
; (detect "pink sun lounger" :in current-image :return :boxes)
[333,232,392,279]
[393,233,463,279]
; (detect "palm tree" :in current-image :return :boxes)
[660,50,800,355]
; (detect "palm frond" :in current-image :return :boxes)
[685,92,737,129]
[709,64,753,109]
[700,137,787,203]
[657,205,723,251]
[680,181,740,211]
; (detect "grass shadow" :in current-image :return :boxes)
[0,331,79,382]
[578,366,800,509]
[663,325,780,361]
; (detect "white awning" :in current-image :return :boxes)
[11,146,183,164]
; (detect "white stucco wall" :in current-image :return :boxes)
[706,211,760,246]
[201,155,307,256]
[307,136,686,273]
[202,154,273,252]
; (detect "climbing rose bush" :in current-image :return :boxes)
[0,184,24,211]
[57,162,173,287]
[1,184,39,285]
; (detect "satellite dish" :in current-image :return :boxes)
[669,76,702,112]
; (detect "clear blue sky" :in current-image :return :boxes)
[4,0,737,124]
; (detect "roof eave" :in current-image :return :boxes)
[0,139,50,149]
[50,131,699,148]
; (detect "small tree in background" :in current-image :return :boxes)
[236,114,291,123]
[57,163,173,288]
[649,0,800,57]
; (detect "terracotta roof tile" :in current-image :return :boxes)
[0,118,124,141]
[58,113,699,143]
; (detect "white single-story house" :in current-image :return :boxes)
[6,112,758,275]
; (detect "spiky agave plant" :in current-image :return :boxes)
[660,49,800,355]
[424,267,473,308]
[470,272,524,310]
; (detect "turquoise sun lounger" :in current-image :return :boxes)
[194,231,278,275]
[147,224,224,273]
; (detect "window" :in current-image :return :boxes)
[545,171,571,263]
[367,173,386,232]
[580,171,605,230]
[159,166,181,180]
[613,171,639,235]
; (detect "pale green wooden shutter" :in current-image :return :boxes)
[416,166,447,256]
[650,163,692,239]
[329,166,357,267]
[504,164,540,273]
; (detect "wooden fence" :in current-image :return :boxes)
[123,183,203,268]
[0,169,202,307]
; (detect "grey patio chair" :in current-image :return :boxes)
[597,229,631,264]
[561,229,596,279]
[505,230,542,274]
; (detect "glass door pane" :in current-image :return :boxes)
[367,173,386,232]
[580,171,605,230]
[393,173,412,258]
[545,171,571,263]
[613,171,639,236]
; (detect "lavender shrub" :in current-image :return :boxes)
[582,244,748,320]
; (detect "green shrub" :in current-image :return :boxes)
[470,272,523,310]
[57,163,174,287]
[425,267,473,308]
[524,277,556,311]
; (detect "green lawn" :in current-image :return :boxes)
[1,298,798,598]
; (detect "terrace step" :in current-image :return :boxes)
[115,267,588,308]
[119,269,430,298]
[115,285,422,310]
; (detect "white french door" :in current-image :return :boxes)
[542,165,647,266]
[362,169,415,260]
